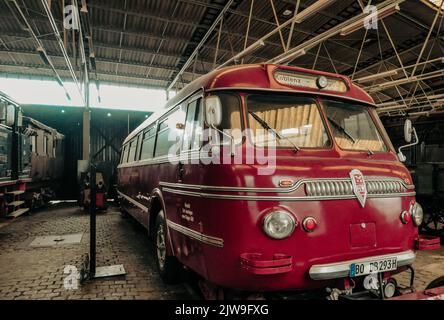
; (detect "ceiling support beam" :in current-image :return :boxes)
[40,0,83,99]
[0,62,170,88]
[269,0,405,65]
[411,0,444,76]
[241,0,254,65]
[167,0,235,91]
[5,0,72,99]
[0,47,207,77]
[218,0,338,69]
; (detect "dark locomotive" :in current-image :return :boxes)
[384,116,444,240]
[0,91,65,217]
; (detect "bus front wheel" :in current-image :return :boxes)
[154,213,184,284]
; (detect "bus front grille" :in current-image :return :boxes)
[305,179,405,197]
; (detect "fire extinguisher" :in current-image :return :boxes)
[96,180,106,210]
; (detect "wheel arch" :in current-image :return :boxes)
[149,188,166,237]
[149,188,176,256]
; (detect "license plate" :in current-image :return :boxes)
[350,258,397,277]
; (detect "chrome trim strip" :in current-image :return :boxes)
[159,176,414,194]
[117,190,149,213]
[166,220,224,248]
[117,153,211,169]
[309,250,416,281]
[204,87,374,107]
[162,187,415,202]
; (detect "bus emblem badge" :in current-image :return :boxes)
[349,169,367,208]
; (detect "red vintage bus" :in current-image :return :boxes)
[117,64,434,299]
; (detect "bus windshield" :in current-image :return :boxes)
[246,94,330,149]
[322,99,388,153]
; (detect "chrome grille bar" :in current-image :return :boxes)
[305,179,405,197]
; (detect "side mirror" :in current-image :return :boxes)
[404,119,413,143]
[6,104,16,127]
[204,96,222,127]
[204,95,235,156]
[398,119,419,163]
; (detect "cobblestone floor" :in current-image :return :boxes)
[0,203,443,300]
[395,244,444,291]
[0,203,192,300]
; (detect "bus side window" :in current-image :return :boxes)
[134,134,142,162]
[183,100,198,152]
[140,127,156,160]
[191,98,203,150]
[31,135,37,153]
[53,139,56,157]
[127,137,138,163]
[120,147,124,164]
[120,145,128,164]
[154,106,186,157]
[43,135,48,156]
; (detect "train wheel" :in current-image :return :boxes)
[155,213,183,284]
[426,276,444,290]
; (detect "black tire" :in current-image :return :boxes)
[154,212,183,284]
[426,276,444,290]
[120,206,130,219]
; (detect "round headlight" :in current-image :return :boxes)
[411,202,424,227]
[263,211,296,240]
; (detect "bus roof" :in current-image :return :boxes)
[124,64,374,145]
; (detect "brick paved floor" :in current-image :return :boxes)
[0,203,192,300]
[395,245,444,291]
[0,203,443,300]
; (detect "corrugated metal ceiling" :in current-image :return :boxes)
[0,0,443,115]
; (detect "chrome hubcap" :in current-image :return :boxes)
[156,225,166,270]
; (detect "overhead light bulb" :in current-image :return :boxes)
[283,9,293,17]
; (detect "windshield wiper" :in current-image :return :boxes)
[327,117,357,144]
[327,117,375,156]
[249,111,300,152]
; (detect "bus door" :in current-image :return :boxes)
[127,135,143,223]
[175,96,207,275]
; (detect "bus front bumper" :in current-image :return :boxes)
[309,250,416,281]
